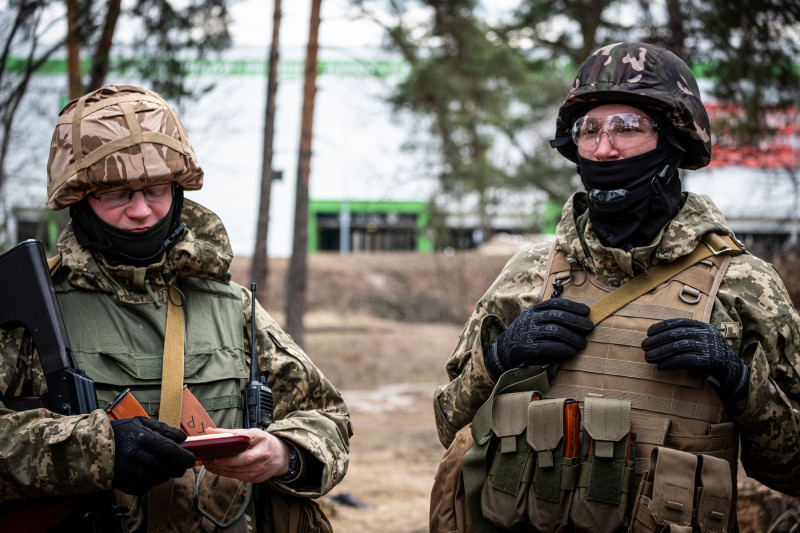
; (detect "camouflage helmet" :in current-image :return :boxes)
[46,85,203,210]
[553,42,711,169]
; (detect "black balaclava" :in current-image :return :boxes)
[577,135,684,251]
[70,186,186,266]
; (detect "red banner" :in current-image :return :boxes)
[706,102,800,169]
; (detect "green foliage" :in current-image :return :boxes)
[118,0,233,100]
[353,0,578,244]
[691,0,800,144]
[353,0,800,244]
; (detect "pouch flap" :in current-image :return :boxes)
[526,399,565,452]
[631,411,671,446]
[651,447,697,527]
[491,391,532,438]
[584,397,631,443]
[696,454,732,532]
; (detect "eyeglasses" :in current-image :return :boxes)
[571,113,658,153]
[90,183,175,208]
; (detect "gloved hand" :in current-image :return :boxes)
[484,298,593,377]
[111,416,196,495]
[641,318,750,403]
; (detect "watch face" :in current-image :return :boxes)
[288,447,300,475]
[278,446,300,481]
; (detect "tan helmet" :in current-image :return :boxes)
[46,85,203,210]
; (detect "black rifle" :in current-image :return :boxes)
[0,240,96,414]
[0,240,126,532]
[242,282,274,429]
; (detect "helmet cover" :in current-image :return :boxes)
[554,42,711,169]
[47,85,203,210]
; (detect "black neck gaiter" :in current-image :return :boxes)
[577,142,682,250]
[70,188,186,266]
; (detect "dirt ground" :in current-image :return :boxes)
[280,311,453,533]
[230,249,800,533]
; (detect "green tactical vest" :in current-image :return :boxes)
[54,274,253,532]
[55,276,249,426]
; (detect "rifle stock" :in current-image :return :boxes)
[0,240,97,414]
[0,240,124,532]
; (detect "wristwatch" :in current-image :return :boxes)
[276,443,300,482]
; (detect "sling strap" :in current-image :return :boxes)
[148,283,185,532]
[586,234,740,325]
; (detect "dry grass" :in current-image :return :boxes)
[231,251,510,323]
[305,312,459,533]
[774,250,800,309]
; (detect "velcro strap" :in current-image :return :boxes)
[490,434,531,496]
[696,455,732,533]
[651,447,697,527]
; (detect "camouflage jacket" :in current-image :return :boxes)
[0,200,351,511]
[434,191,800,496]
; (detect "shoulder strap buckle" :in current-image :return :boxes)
[702,234,734,256]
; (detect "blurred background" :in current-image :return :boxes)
[2,1,800,530]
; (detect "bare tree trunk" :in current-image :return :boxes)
[88,0,121,92]
[285,0,321,346]
[65,0,82,99]
[251,0,282,295]
[0,1,61,244]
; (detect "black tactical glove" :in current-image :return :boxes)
[642,318,750,404]
[484,298,593,378]
[111,416,196,496]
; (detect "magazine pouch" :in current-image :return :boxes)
[480,391,536,530]
[571,397,634,533]
[629,447,732,533]
[525,398,576,533]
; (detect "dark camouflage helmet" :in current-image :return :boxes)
[46,85,203,210]
[553,42,711,169]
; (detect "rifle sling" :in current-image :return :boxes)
[148,283,185,532]
[587,234,740,324]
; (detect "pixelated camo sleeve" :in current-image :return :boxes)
[0,327,115,499]
[716,254,800,496]
[433,242,553,448]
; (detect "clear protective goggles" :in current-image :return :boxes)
[571,113,659,152]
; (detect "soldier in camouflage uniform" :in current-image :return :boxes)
[433,42,800,532]
[0,85,352,532]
